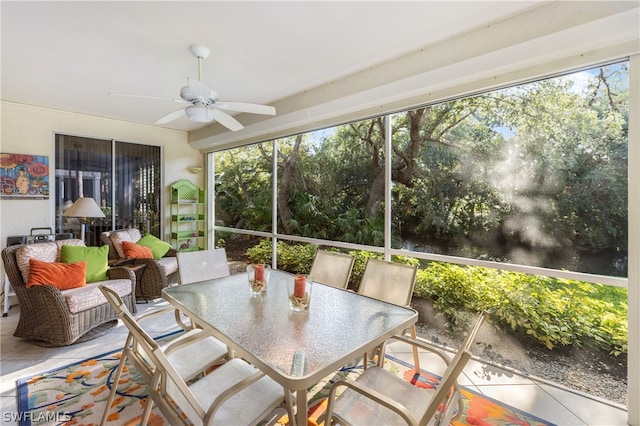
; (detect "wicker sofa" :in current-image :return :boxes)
[1,239,137,346]
[100,229,179,299]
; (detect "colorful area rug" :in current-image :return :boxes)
[17,342,555,426]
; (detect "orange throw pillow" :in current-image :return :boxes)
[26,259,87,290]
[122,241,154,259]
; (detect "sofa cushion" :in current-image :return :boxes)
[109,228,142,259]
[60,245,109,283]
[138,234,172,260]
[62,279,132,313]
[16,240,85,283]
[157,256,179,277]
[26,259,87,290]
[122,241,154,259]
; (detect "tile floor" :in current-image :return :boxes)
[385,341,628,425]
[0,298,629,425]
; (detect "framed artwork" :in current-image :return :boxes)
[0,153,50,199]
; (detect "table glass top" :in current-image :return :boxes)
[163,270,417,384]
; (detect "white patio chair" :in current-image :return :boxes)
[309,250,355,289]
[176,247,231,284]
[138,323,294,426]
[324,311,487,426]
[358,258,420,370]
[98,286,230,426]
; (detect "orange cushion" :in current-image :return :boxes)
[26,259,87,290]
[122,241,154,259]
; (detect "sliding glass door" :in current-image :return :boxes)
[54,134,161,245]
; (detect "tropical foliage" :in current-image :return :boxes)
[215,62,629,276]
[415,262,627,355]
[247,241,627,355]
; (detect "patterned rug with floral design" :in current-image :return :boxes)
[17,344,555,426]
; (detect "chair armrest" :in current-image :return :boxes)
[384,334,453,365]
[136,305,193,331]
[107,266,136,282]
[163,328,218,355]
[207,370,267,421]
[137,305,178,322]
[109,258,136,267]
[20,285,75,319]
[326,377,417,425]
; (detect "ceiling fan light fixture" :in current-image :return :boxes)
[185,104,214,123]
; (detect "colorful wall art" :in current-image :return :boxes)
[0,153,50,199]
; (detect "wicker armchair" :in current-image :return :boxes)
[100,229,179,299]
[1,240,137,346]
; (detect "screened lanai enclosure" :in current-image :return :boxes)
[210,61,630,404]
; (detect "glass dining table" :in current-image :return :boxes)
[162,269,418,426]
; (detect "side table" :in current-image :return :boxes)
[108,259,148,304]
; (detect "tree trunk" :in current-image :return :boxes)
[278,135,303,234]
[366,171,386,216]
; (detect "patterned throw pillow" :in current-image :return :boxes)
[16,242,59,283]
[26,259,87,290]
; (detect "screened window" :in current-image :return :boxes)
[390,62,628,277]
[212,61,628,279]
[213,143,273,232]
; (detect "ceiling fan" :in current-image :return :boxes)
[110,45,276,131]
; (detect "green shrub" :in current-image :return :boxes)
[247,241,627,355]
[247,243,418,289]
[246,239,316,274]
[415,262,627,355]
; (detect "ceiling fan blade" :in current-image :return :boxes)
[188,78,212,101]
[155,108,187,124]
[212,108,244,131]
[214,102,276,116]
[108,93,186,103]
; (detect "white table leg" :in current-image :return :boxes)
[295,388,308,426]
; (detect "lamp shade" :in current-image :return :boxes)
[63,197,105,218]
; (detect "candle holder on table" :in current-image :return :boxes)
[288,274,313,311]
[247,263,270,295]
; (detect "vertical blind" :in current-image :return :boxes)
[55,134,161,245]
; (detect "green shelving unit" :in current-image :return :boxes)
[170,179,205,252]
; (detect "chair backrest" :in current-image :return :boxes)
[358,258,417,306]
[2,239,87,291]
[176,248,230,284]
[308,250,355,289]
[100,229,143,260]
[424,311,487,424]
[460,310,488,353]
[421,349,472,424]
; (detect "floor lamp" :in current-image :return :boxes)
[63,197,105,244]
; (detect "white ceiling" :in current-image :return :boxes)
[2,1,550,133]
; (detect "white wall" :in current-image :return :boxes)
[0,101,203,275]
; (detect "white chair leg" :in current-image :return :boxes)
[140,373,160,426]
[100,349,129,426]
[409,324,421,372]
